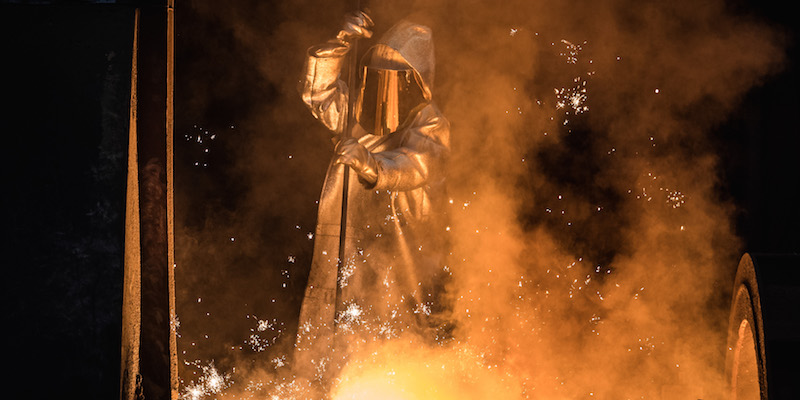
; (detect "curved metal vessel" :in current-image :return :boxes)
[726,253,800,400]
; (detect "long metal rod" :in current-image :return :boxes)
[166,2,178,398]
[120,9,141,400]
[335,4,363,324]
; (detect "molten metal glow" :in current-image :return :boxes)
[331,341,518,400]
[333,376,415,400]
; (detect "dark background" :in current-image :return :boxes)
[1,0,797,399]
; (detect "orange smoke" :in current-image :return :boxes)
[175,0,786,398]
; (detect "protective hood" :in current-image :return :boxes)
[371,20,435,100]
[355,20,435,136]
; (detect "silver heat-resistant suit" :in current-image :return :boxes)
[294,14,451,378]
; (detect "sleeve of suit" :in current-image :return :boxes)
[372,109,450,191]
[299,42,350,135]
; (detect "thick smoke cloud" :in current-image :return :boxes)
[174,0,785,398]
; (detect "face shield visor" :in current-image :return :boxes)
[354,48,428,136]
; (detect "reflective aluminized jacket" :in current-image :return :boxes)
[294,21,450,376]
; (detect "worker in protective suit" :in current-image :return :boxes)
[293,11,450,385]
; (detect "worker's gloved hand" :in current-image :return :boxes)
[335,137,378,186]
[336,11,374,45]
[312,11,373,57]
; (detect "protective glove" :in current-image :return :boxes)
[310,11,373,58]
[335,137,379,186]
[336,11,374,46]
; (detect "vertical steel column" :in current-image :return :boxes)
[121,2,177,400]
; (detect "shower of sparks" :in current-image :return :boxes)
[171,313,181,336]
[632,336,661,354]
[338,255,358,289]
[665,189,686,208]
[633,172,688,208]
[559,39,586,64]
[272,355,287,368]
[184,124,227,168]
[335,302,365,333]
[180,362,232,400]
[246,315,284,352]
[413,302,432,316]
[550,39,593,129]
[555,77,589,115]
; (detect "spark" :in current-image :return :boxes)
[171,314,181,336]
[559,39,586,64]
[184,124,219,168]
[665,189,686,208]
[257,319,272,332]
[338,255,358,288]
[555,77,589,114]
[180,362,231,400]
[335,302,365,333]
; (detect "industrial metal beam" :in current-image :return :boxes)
[120,2,177,400]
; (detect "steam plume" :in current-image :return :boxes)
[175,0,785,398]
